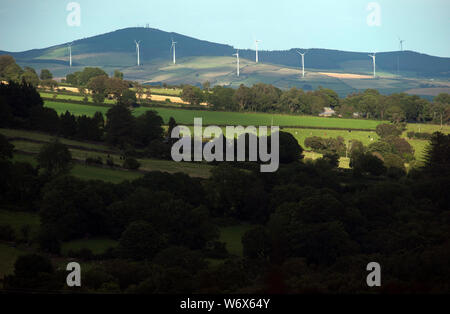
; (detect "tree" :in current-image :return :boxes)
[168,117,177,137]
[3,254,57,290]
[119,221,166,260]
[352,153,386,176]
[114,70,124,80]
[181,85,204,105]
[21,70,40,87]
[0,55,17,78]
[123,157,140,170]
[202,81,211,92]
[106,77,129,101]
[118,89,137,107]
[376,124,402,138]
[423,132,450,175]
[233,85,254,111]
[321,152,340,168]
[87,75,108,95]
[277,131,304,163]
[3,63,23,82]
[59,111,77,138]
[242,226,271,259]
[105,105,136,147]
[40,69,53,80]
[134,110,164,147]
[432,94,449,128]
[36,140,72,176]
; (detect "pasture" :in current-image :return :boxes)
[44,101,385,130]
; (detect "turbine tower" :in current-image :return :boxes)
[68,43,73,67]
[233,50,240,77]
[296,50,306,78]
[135,40,142,66]
[171,39,177,65]
[255,40,260,63]
[369,53,376,78]
[398,37,405,51]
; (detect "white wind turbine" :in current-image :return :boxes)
[296,50,306,78]
[398,37,405,51]
[171,39,177,65]
[135,40,142,66]
[369,53,376,78]
[255,40,260,63]
[68,42,73,67]
[233,50,240,77]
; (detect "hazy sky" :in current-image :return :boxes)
[0,0,449,57]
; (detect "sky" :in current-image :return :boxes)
[0,0,449,57]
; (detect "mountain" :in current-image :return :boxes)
[2,27,450,97]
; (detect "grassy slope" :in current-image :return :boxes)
[13,154,143,183]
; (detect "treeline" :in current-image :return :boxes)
[181,83,449,124]
[0,81,171,161]
[1,130,450,293]
[0,55,57,89]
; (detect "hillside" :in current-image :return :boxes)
[2,27,450,97]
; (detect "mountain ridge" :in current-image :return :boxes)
[1,27,449,78]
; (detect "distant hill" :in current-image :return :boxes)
[1,27,449,97]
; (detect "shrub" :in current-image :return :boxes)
[123,157,140,170]
[376,124,402,138]
[85,156,103,165]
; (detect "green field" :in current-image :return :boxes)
[0,128,111,151]
[219,224,254,257]
[285,128,378,147]
[44,101,385,130]
[149,87,182,96]
[0,210,40,235]
[40,92,116,104]
[14,153,144,183]
[12,140,212,179]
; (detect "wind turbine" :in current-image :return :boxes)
[369,53,376,78]
[398,37,405,51]
[171,39,177,65]
[296,50,306,78]
[255,40,260,63]
[397,37,405,76]
[67,43,73,67]
[233,50,240,77]
[135,40,142,66]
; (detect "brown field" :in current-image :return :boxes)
[406,87,450,96]
[318,72,373,79]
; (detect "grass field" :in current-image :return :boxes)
[44,101,386,130]
[285,128,378,147]
[13,153,144,183]
[219,224,254,257]
[40,92,116,104]
[12,140,212,179]
[149,87,182,96]
[0,210,40,236]
[0,128,111,152]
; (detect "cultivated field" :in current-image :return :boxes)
[318,72,373,79]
